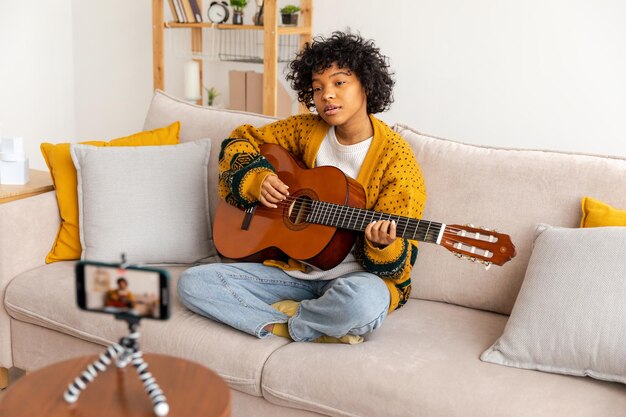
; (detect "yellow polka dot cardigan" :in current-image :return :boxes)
[218,113,427,312]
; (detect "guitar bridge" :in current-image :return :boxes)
[241,206,256,230]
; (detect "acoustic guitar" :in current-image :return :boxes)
[214,143,516,270]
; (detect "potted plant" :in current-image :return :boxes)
[229,0,248,25]
[280,4,300,26]
[204,86,220,106]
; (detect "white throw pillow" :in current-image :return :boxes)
[481,224,626,383]
[143,90,278,228]
[70,139,218,264]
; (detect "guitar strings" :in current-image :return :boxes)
[438,235,495,260]
[253,203,495,260]
[252,198,497,258]
[257,209,485,248]
[265,196,476,235]
[255,195,474,237]
[272,197,432,234]
[250,200,495,261]
[254,205,496,254]
[279,198,478,236]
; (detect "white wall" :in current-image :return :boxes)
[0,0,154,170]
[0,0,76,170]
[72,0,154,142]
[159,0,626,158]
[1,0,625,173]
[312,0,626,156]
[156,0,626,156]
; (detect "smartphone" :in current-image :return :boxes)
[76,260,170,320]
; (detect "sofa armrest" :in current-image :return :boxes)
[0,191,60,367]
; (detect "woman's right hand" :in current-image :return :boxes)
[259,174,289,208]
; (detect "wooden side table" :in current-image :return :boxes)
[0,353,231,417]
[0,169,54,204]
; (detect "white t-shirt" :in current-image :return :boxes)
[315,126,373,179]
[285,127,373,281]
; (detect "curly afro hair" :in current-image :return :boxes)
[286,31,395,114]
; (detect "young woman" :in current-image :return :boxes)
[178,31,426,343]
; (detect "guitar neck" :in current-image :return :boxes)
[306,200,444,244]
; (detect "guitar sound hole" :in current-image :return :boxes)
[288,195,313,225]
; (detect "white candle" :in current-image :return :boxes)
[184,60,201,101]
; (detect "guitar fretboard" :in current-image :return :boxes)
[306,200,443,244]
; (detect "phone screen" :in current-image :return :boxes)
[77,262,170,320]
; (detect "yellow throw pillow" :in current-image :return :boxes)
[580,196,626,228]
[41,122,180,263]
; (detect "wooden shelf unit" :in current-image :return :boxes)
[152,0,313,116]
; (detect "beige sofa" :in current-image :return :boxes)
[2,90,625,416]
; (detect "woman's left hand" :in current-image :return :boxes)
[365,220,397,248]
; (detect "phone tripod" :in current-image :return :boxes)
[63,314,170,416]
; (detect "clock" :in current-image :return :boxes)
[207,1,230,24]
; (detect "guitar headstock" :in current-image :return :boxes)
[440,224,516,269]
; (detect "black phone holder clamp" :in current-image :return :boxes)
[64,255,169,416]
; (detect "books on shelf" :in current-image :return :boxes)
[168,0,183,22]
[181,0,195,22]
[188,0,203,22]
[168,0,203,23]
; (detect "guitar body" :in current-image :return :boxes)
[214,143,367,270]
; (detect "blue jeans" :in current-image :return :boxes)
[177,263,390,342]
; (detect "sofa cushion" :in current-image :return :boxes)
[143,90,278,227]
[481,224,626,384]
[261,300,626,417]
[394,124,626,314]
[70,140,217,264]
[580,196,626,227]
[4,261,290,396]
[40,122,180,263]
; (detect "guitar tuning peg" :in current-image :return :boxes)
[483,261,492,271]
[463,255,478,263]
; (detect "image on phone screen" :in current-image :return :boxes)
[83,264,165,319]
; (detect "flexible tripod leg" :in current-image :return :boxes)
[129,351,169,416]
[63,343,124,403]
[117,323,170,416]
[64,315,169,416]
